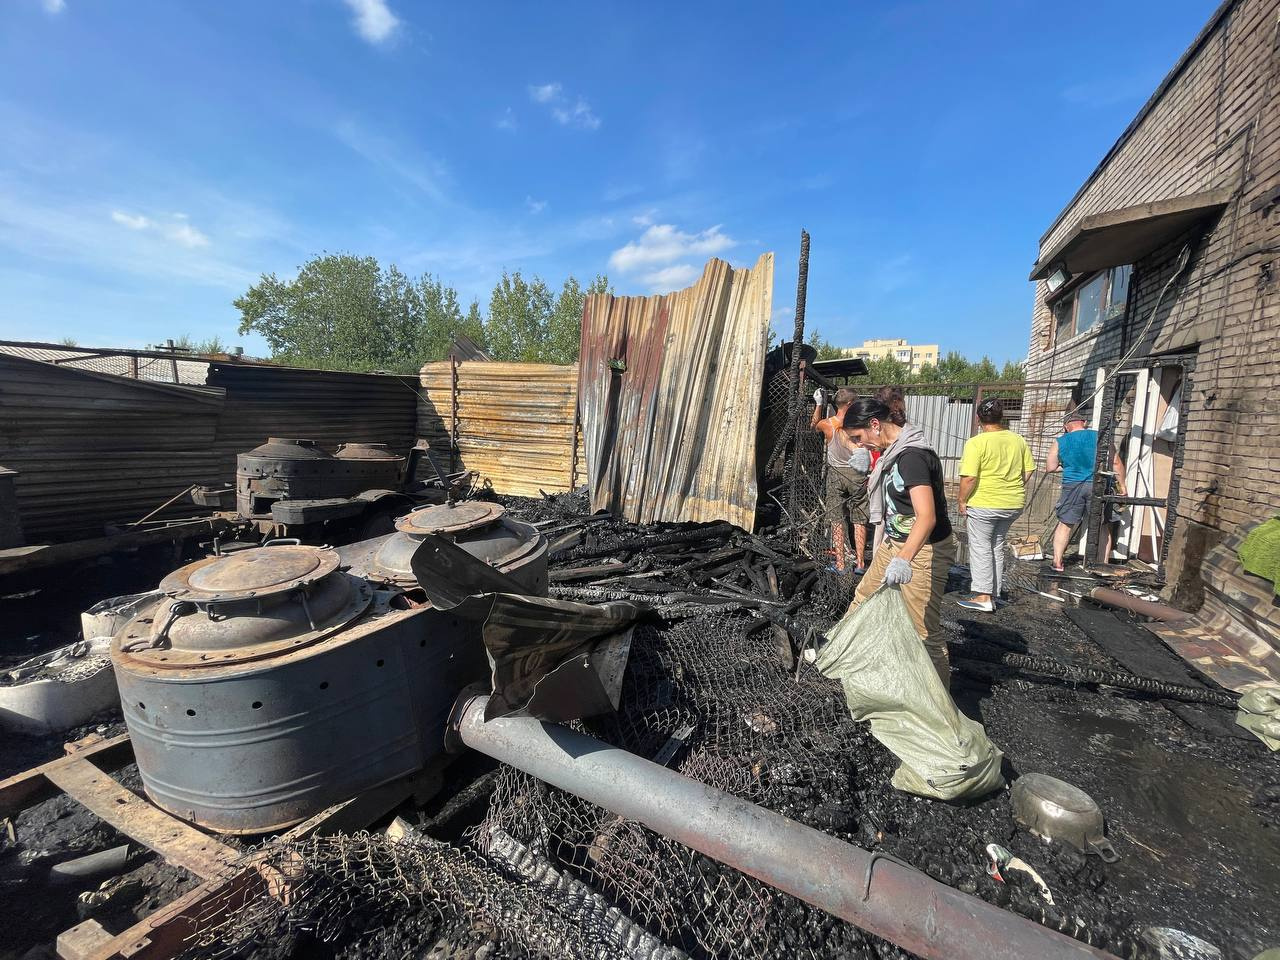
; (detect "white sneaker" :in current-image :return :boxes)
[956,597,995,613]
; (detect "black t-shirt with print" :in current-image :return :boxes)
[883,448,953,544]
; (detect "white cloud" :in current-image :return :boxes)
[109,209,209,248]
[342,0,400,45]
[42,0,66,13]
[331,119,449,204]
[528,83,561,104]
[170,221,210,248]
[608,223,734,272]
[525,196,546,215]
[639,264,699,291]
[528,82,600,130]
[552,98,600,130]
[111,210,152,230]
[495,108,517,132]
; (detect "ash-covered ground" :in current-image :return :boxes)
[2,491,1277,960]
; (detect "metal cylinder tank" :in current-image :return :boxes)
[110,544,489,834]
[339,500,548,595]
[235,437,405,518]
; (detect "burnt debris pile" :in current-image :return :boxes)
[173,489,1280,960]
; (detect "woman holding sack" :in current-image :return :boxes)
[842,386,957,688]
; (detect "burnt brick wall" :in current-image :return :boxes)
[1024,0,1280,601]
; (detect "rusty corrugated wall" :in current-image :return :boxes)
[578,254,774,529]
[418,361,581,497]
[0,353,227,542]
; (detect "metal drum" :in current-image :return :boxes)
[110,544,488,834]
[339,500,549,595]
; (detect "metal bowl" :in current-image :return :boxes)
[1011,773,1119,862]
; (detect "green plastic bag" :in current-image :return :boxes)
[1236,684,1280,751]
[816,587,1005,800]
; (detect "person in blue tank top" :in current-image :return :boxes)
[1046,411,1126,571]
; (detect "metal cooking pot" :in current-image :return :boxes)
[1011,773,1119,862]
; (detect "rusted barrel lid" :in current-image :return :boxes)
[335,442,403,461]
[160,545,341,602]
[394,500,505,536]
[243,437,332,460]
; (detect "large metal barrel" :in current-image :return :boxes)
[339,500,548,595]
[110,544,487,833]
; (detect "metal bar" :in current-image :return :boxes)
[453,694,1118,960]
[450,353,460,475]
[129,484,198,527]
[1100,496,1169,507]
[0,518,230,577]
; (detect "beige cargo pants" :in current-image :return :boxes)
[846,534,958,689]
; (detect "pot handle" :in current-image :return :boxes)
[1088,837,1119,863]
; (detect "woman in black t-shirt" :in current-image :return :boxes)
[841,387,958,689]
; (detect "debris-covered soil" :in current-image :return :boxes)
[2,490,1277,960]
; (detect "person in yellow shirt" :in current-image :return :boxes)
[955,398,1035,612]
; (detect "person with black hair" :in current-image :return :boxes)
[811,386,870,573]
[842,386,956,688]
[956,397,1035,612]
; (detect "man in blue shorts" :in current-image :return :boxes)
[1046,412,1126,571]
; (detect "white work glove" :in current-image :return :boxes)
[883,557,914,586]
[813,388,826,408]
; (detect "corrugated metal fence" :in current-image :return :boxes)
[418,360,581,497]
[0,354,227,541]
[577,255,774,529]
[1,357,426,544]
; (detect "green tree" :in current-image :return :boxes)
[484,271,607,363]
[485,271,554,362]
[234,253,480,373]
[545,274,609,365]
[806,330,846,361]
[859,354,912,383]
[999,359,1026,381]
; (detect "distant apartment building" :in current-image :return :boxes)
[840,338,939,374]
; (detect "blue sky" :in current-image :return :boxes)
[0,0,1216,363]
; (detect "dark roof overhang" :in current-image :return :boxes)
[1030,187,1233,282]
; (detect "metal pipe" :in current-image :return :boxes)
[1089,587,1193,622]
[452,694,1118,960]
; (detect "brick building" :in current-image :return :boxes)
[1023,0,1279,604]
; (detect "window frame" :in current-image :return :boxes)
[1046,264,1132,348]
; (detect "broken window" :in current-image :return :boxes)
[1048,264,1132,347]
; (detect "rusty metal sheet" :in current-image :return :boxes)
[578,254,774,529]
[418,360,581,496]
